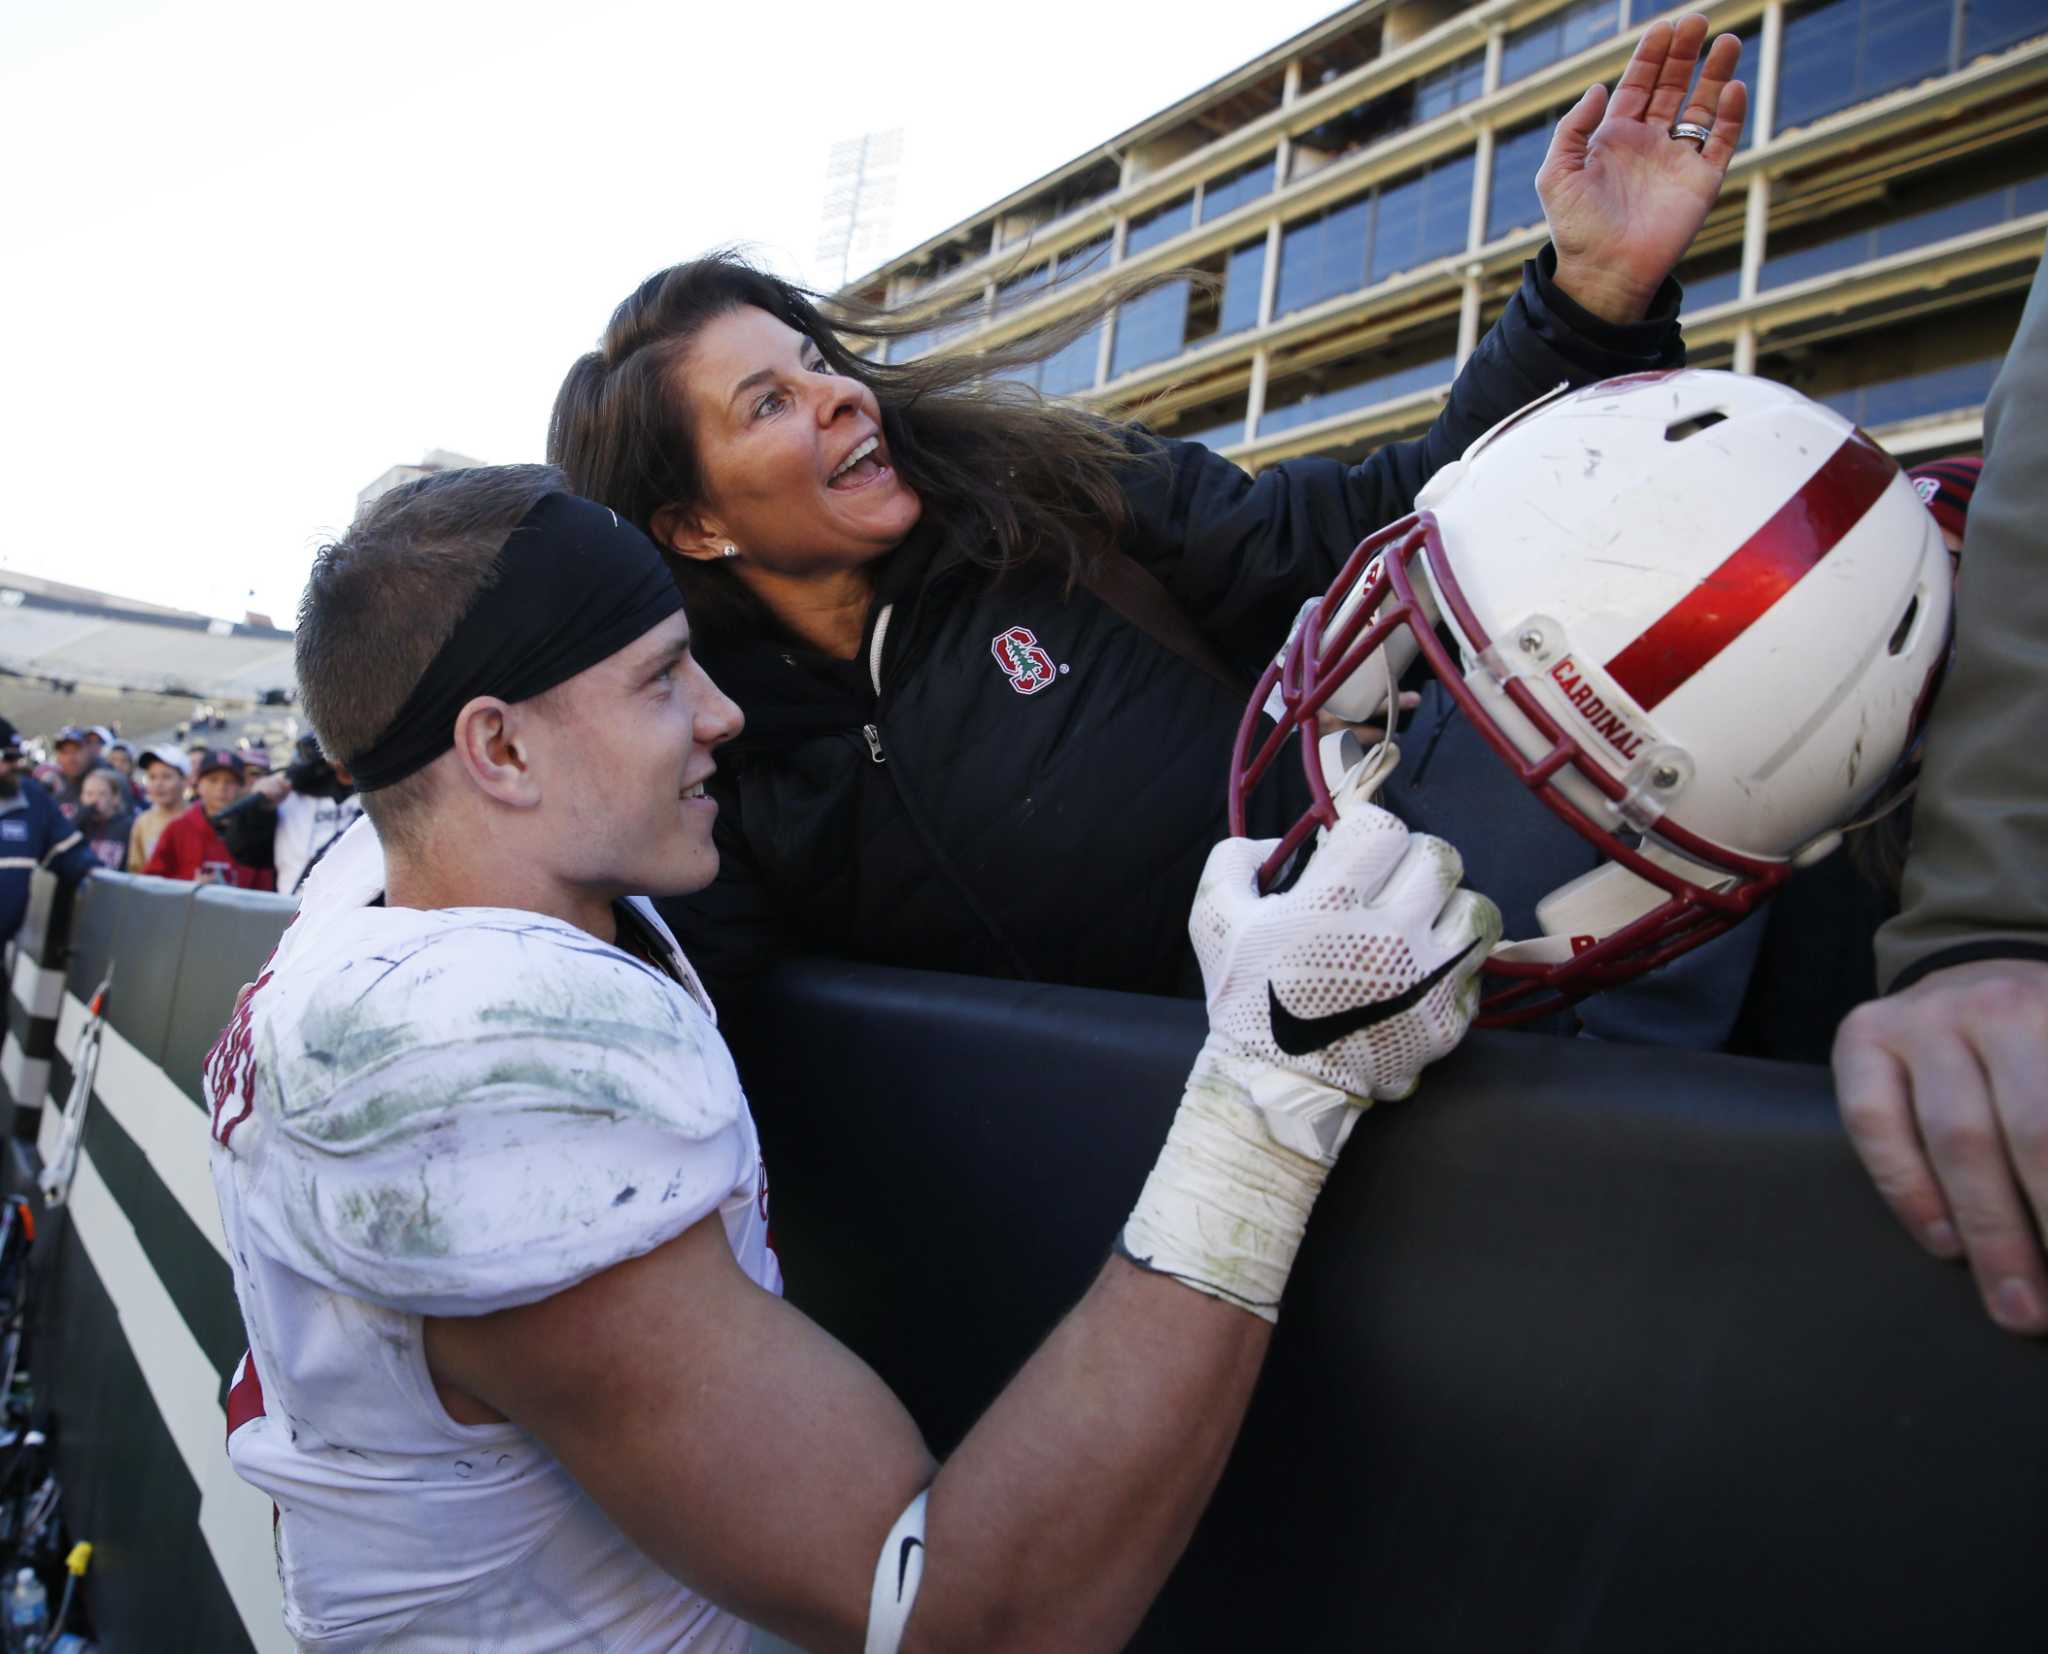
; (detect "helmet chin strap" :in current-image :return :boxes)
[1316,728,1404,819]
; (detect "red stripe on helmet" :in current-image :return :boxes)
[1603,430,1897,713]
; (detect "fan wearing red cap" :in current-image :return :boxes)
[140,749,275,889]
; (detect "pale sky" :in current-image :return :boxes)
[1,0,1341,627]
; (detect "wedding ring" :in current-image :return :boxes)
[1670,121,1713,148]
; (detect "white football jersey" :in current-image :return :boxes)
[208,819,778,1651]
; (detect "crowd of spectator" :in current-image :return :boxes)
[0,715,366,956]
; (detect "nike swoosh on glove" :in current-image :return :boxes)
[1190,804,1500,1107]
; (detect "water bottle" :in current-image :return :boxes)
[3,1567,47,1653]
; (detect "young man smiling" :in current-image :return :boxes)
[208,463,1495,1651]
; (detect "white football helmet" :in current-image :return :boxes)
[1230,368,1954,1025]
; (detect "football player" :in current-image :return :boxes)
[207,464,1496,1649]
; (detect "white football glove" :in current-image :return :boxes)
[1121,807,1497,1320]
[1194,801,1498,1110]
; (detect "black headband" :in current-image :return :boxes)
[345,491,683,792]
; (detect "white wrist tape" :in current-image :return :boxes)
[865,1486,930,1654]
[1118,1045,1353,1322]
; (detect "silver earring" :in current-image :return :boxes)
[721,544,740,559]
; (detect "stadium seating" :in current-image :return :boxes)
[0,591,293,703]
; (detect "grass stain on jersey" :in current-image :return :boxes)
[336,1170,448,1259]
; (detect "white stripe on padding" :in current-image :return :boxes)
[56,993,228,1263]
[0,859,40,873]
[0,1039,49,1113]
[62,1147,292,1653]
[10,950,64,1020]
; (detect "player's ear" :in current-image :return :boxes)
[450,697,541,809]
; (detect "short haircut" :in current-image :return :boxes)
[296,464,564,852]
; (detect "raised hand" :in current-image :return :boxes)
[1536,14,1748,322]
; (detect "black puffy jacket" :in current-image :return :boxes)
[662,251,1685,1000]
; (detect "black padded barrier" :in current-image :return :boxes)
[9,873,2046,1654]
[88,872,198,1067]
[162,885,297,1110]
[721,961,2048,1654]
[54,875,120,1043]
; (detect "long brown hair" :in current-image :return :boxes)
[546,250,1164,644]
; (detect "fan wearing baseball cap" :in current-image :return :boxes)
[127,746,191,870]
[0,716,98,948]
[141,748,275,889]
[45,726,96,822]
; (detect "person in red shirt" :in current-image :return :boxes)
[143,749,276,891]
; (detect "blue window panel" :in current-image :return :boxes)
[1125,197,1193,259]
[1038,324,1103,397]
[1414,51,1487,124]
[1260,353,1457,436]
[1487,120,1553,242]
[1963,0,2048,57]
[1217,240,1267,337]
[890,329,937,364]
[1420,152,1476,256]
[1369,172,1428,288]
[1276,194,1371,316]
[1759,234,1867,290]
[1055,235,1112,286]
[1774,0,1951,134]
[1764,173,2048,290]
[1873,187,2010,256]
[1820,355,2001,428]
[1200,155,1277,223]
[997,261,1051,301]
[1110,282,1191,379]
[1681,268,1743,311]
[1500,0,1620,87]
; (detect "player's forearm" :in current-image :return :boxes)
[910,1255,1269,1654]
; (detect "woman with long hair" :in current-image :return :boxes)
[550,16,1748,1000]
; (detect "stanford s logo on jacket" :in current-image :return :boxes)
[991,626,1061,695]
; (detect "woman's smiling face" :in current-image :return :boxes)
[671,305,922,581]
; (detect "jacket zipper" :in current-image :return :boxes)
[868,602,894,697]
[862,603,894,762]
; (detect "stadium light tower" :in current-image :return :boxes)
[816,129,903,291]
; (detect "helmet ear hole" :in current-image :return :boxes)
[1887,592,1922,657]
[1664,410,1728,441]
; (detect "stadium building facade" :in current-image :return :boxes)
[849,0,2045,468]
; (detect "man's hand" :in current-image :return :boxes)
[1538,15,1747,323]
[252,773,291,805]
[1193,804,1499,1110]
[1833,958,2048,1335]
